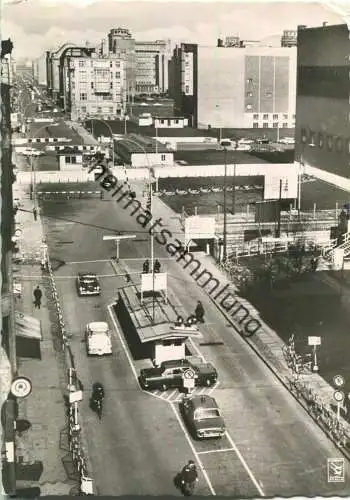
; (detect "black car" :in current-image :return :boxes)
[139,358,218,391]
[76,273,101,296]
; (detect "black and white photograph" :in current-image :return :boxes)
[2,0,350,496]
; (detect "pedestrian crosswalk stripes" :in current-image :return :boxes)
[146,381,219,403]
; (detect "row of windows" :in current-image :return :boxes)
[79,92,122,101]
[73,71,121,80]
[300,128,350,153]
[253,122,290,128]
[78,60,121,68]
[80,106,120,113]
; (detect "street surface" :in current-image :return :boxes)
[40,194,350,496]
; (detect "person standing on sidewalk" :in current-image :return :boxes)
[33,207,38,221]
[33,285,42,309]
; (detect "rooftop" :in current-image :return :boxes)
[173,149,268,165]
[115,134,170,154]
[119,286,201,343]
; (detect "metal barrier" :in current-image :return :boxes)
[45,254,94,494]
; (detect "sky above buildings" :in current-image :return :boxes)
[2,0,346,61]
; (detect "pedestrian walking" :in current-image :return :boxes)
[33,285,42,309]
[33,207,38,221]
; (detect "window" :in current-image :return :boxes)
[115,72,120,78]
[336,136,343,152]
[273,122,278,128]
[253,122,259,128]
[109,107,114,113]
[266,91,272,97]
[79,71,87,80]
[161,154,166,161]
[253,114,259,120]
[263,114,268,120]
[175,119,179,124]
[273,114,278,120]
[79,60,85,67]
[110,61,113,68]
[318,132,324,148]
[282,123,288,128]
[263,122,268,128]
[80,93,87,101]
[81,106,87,113]
[185,85,189,93]
[327,135,333,151]
[309,131,315,146]
[97,106,102,113]
[91,82,94,89]
[246,92,253,97]
[161,119,165,124]
[301,128,307,143]
[247,78,253,83]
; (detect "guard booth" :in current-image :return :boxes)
[115,271,202,366]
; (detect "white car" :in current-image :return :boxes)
[279,137,295,145]
[85,321,112,356]
[17,147,44,156]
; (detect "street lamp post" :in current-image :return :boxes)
[223,147,227,262]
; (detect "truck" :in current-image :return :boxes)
[139,358,218,391]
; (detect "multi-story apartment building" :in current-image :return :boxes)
[295,23,350,179]
[169,42,297,129]
[64,52,127,121]
[135,40,171,94]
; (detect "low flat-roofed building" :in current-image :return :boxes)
[173,148,268,165]
[115,133,174,167]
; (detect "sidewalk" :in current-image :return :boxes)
[11,156,75,494]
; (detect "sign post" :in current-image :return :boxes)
[334,390,344,423]
[103,234,136,262]
[308,336,321,372]
[182,368,196,394]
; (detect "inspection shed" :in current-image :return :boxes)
[115,284,201,366]
[115,134,174,167]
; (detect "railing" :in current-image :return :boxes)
[46,256,94,494]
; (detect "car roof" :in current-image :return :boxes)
[79,273,97,278]
[87,321,109,331]
[189,395,218,409]
[161,359,189,368]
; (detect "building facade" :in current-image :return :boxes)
[64,53,127,121]
[32,53,47,86]
[295,23,350,179]
[169,43,296,129]
[108,28,136,101]
[168,43,198,127]
[135,40,171,94]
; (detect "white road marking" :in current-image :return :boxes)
[188,337,205,362]
[107,304,165,402]
[67,259,112,264]
[197,448,236,455]
[170,402,216,496]
[224,431,265,497]
[166,389,178,401]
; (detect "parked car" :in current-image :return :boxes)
[139,358,218,391]
[180,394,226,439]
[85,321,112,356]
[76,273,101,296]
[279,137,295,145]
[17,147,44,156]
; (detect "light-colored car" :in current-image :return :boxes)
[17,147,44,156]
[180,395,226,439]
[279,137,295,145]
[85,321,112,356]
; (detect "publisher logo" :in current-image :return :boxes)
[327,458,345,483]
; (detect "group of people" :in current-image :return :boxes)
[142,259,161,274]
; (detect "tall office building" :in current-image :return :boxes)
[134,39,171,94]
[295,23,350,179]
[169,42,296,129]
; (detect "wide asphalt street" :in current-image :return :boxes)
[40,191,350,497]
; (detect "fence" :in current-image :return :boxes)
[45,256,94,494]
[37,191,103,200]
[16,171,95,184]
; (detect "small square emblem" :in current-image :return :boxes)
[327,458,345,483]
